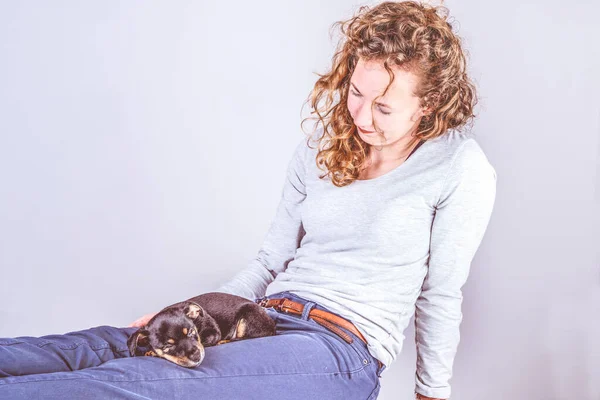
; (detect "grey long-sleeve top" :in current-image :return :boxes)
[217,129,497,399]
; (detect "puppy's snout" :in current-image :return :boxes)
[190,346,202,362]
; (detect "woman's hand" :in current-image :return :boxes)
[128,312,157,328]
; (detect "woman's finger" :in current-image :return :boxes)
[127,313,156,328]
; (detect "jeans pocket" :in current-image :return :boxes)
[311,321,372,371]
[347,340,373,369]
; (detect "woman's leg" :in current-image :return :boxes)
[0,325,137,377]
[0,292,383,400]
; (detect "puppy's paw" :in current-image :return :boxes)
[200,329,221,347]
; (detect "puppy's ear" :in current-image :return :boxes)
[184,302,204,320]
[127,329,150,356]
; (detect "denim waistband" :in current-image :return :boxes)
[260,290,387,377]
[260,290,365,343]
[260,291,342,319]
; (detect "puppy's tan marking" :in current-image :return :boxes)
[163,353,200,368]
[236,318,247,338]
[144,350,157,357]
[167,339,175,344]
[183,327,188,335]
[185,304,201,319]
[155,348,164,356]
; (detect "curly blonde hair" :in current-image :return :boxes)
[300,1,478,187]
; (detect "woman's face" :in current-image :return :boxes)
[347,58,427,153]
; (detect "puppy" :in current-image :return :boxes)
[127,292,276,367]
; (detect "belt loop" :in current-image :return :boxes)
[301,301,316,320]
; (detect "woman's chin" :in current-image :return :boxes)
[359,132,382,142]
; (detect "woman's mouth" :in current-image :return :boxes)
[358,127,375,134]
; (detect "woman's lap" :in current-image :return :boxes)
[0,296,382,399]
[0,325,133,377]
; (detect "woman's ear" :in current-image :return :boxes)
[413,106,432,122]
[127,329,150,356]
[421,105,433,117]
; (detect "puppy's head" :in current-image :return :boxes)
[127,302,205,367]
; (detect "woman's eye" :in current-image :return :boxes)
[350,88,390,115]
[378,107,391,115]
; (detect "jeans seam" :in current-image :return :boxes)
[36,341,128,353]
[366,379,381,400]
[0,366,371,386]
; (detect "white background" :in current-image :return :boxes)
[0,1,598,398]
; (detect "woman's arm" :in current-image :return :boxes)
[215,137,309,300]
[414,139,497,399]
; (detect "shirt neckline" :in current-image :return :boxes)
[354,139,427,184]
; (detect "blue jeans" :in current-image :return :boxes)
[0,291,385,399]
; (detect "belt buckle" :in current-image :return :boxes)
[258,299,269,307]
[256,297,287,312]
[256,298,269,308]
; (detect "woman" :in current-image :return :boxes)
[0,2,496,399]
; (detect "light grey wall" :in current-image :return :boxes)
[0,1,598,399]
[435,2,599,399]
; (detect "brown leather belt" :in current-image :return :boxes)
[257,297,383,370]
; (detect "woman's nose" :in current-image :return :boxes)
[353,101,373,128]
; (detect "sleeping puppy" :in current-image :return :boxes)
[127,292,276,367]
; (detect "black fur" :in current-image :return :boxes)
[127,292,276,368]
